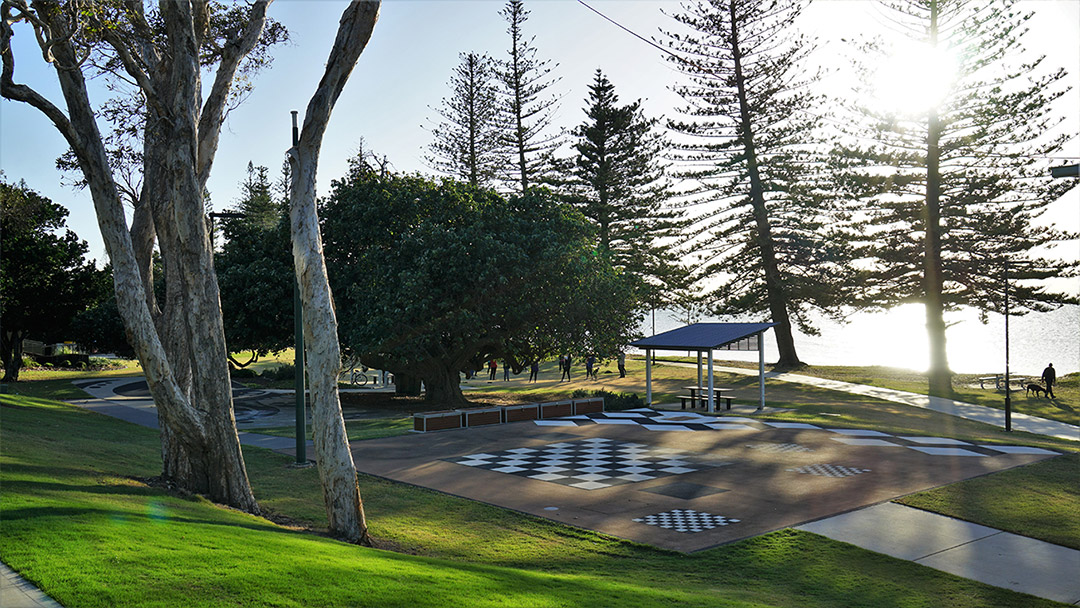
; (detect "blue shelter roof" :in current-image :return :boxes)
[630,322,776,351]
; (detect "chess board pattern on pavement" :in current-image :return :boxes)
[446,437,718,490]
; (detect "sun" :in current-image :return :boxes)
[871,40,958,116]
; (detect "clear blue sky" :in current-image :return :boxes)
[2,0,1077,269]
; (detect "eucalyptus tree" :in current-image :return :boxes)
[426,52,501,188]
[287,0,381,545]
[661,0,858,368]
[1,0,290,511]
[563,69,686,310]
[494,0,561,192]
[839,0,1078,393]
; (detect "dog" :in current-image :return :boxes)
[1026,383,1047,398]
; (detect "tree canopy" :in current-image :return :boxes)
[215,163,294,367]
[662,0,860,368]
[426,52,502,188]
[562,70,686,309]
[322,170,639,405]
[838,0,1078,391]
[0,177,101,381]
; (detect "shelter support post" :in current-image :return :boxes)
[697,352,703,390]
[645,349,652,405]
[707,349,715,413]
[758,331,765,411]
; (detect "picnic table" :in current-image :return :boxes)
[978,375,1035,390]
[680,386,734,411]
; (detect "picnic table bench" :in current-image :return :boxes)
[978,375,1034,390]
[680,386,734,411]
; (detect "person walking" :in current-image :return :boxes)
[529,360,539,383]
[559,355,567,381]
[1042,363,1057,398]
[488,358,497,381]
[586,355,596,380]
[618,352,626,378]
[563,355,573,382]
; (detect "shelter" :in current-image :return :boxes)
[630,322,777,412]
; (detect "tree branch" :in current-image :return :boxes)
[195,0,272,186]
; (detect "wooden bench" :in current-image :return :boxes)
[460,407,502,427]
[502,403,539,422]
[540,400,573,419]
[572,396,604,415]
[413,410,462,432]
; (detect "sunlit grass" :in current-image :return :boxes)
[2,393,1063,608]
[256,417,413,442]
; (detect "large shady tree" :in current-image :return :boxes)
[839,0,1078,393]
[287,0,381,545]
[1,2,381,542]
[1,0,284,511]
[323,171,639,406]
[0,177,102,381]
[662,0,860,368]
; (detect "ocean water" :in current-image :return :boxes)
[639,303,1080,377]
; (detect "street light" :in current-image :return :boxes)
[291,110,308,466]
[1003,258,1012,432]
[1050,164,1079,178]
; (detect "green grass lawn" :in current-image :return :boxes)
[255,416,414,442]
[5,358,142,383]
[896,453,1080,550]
[3,391,1069,607]
[650,356,1079,426]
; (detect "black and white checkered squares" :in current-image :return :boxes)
[447,437,706,490]
[633,509,741,533]
[786,464,871,478]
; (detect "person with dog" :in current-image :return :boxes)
[1042,363,1056,399]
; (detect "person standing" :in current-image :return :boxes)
[586,355,596,380]
[564,355,573,382]
[529,360,539,383]
[618,352,626,378]
[1042,363,1056,399]
[503,360,510,381]
[558,355,567,381]
[488,358,497,381]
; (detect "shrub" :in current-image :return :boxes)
[88,357,125,370]
[266,363,296,381]
[571,389,643,412]
[230,367,258,379]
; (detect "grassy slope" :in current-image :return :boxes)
[659,357,1079,426]
[895,453,1080,550]
[2,394,1063,608]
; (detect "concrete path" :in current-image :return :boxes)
[665,361,1080,441]
[0,563,63,608]
[797,503,1080,605]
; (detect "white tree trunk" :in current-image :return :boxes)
[288,0,380,544]
[1,1,272,513]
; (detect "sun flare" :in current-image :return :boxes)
[872,41,958,115]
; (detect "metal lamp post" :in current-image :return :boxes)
[291,110,308,464]
[1003,258,1011,432]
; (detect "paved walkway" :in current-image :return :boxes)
[0,563,62,608]
[665,361,1080,441]
[797,503,1080,605]
[4,374,1078,606]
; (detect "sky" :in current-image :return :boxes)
[1,0,1078,269]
